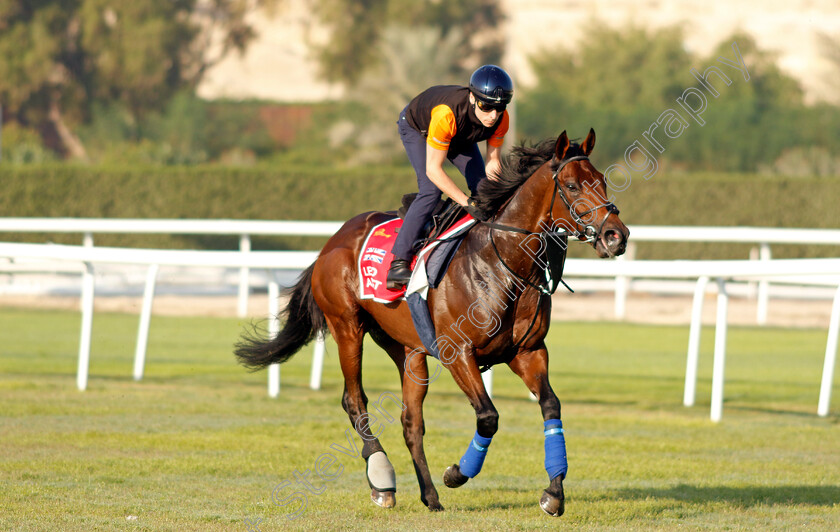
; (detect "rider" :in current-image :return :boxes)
[386,64,514,290]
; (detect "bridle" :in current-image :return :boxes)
[484,155,619,242]
[482,155,621,294]
[547,155,620,243]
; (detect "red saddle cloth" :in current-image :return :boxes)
[358,218,408,303]
[358,215,474,303]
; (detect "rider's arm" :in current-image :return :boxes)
[485,143,502,181]
[426,105,470,207]
[426,146,470,207]
[484,110,509,181]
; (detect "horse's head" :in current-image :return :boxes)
[548,129,629,258]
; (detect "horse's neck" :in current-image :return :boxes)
[486,164,556,280]
[495,163,555,235]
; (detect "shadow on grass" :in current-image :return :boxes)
[613,484,840,507]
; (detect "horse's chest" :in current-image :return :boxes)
[431,296,547,354]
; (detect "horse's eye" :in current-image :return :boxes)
[565,183,577,191]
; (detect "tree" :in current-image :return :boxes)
[698,33,802,109]
[668,33,806,171]
[311,0,504,86]
[518,25,815,172]
[331,25,470,164]
[817,31,840,105]
[304,0,503,164]
[528,24,693,112]
[518,24,693,164]
[0,0,276,160]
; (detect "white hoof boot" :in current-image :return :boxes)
[366,451,396,508]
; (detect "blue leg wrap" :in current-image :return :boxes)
[544,419,567,480]
[458,431,493,478]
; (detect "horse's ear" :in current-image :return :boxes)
[554,131,570,161]
[581,128,596,156]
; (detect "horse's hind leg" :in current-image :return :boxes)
[400,353,443,510]
[376,336,442,511]
[329,317,398,508]
[508,344,566,517]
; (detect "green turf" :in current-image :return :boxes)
[0,307,838,531]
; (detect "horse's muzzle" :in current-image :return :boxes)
[595,224,629,258]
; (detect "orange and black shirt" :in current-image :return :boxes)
[404,85,509,152]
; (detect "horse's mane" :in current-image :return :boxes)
[474,137,585,215]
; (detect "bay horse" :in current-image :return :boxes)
[235,129,629,516]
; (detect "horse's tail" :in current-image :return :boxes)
[234,263,326,370]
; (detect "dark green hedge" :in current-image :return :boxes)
[610,172,840,259]
[1,165,838,258]
[0,164,415,250]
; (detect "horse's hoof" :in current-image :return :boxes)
[427,501,444,512]
[371,489,396,508]
[421,494,444,511]
[539,489,565,517]
[443,464,469,488]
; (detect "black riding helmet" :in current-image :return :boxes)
[469,65,514,106]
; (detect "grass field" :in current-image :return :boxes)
[1,307,838,531]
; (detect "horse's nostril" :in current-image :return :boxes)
[603,230,626,254]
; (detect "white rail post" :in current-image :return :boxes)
[76,233,95,391]
[756,243,771,325]
[238,234,251,318]
[684,276,709,407]
[310,331,326,390]
[268,280,281,397]
[710,278,729,422]
[818,284,840,417]
[482,367,493,399]
[747,247,759,299]
[77,262,95,391]
[133,264,159,381]
[614,241,635,319]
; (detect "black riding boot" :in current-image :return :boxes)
[386,258,412,290]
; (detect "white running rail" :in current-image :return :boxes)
[1,219,838,421]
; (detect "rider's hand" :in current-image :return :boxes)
[464,196,490,222]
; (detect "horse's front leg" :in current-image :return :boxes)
[508,344,567,517]
[439,349,499,489]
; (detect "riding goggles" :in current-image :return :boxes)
[475,99,506,113]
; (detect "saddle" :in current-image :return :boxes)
[397,193,469,253]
